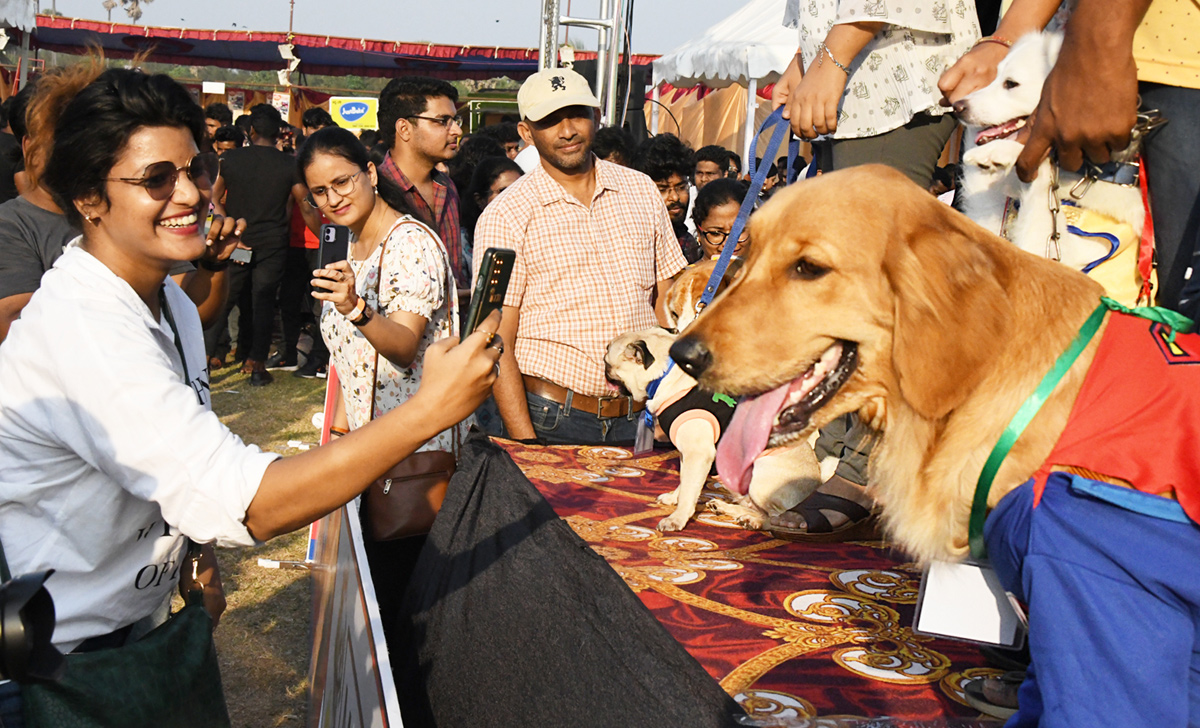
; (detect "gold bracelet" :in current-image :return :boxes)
[817,42,850,74]
[973,35,1014,50]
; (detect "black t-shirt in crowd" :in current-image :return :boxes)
[0,196,78,299]
[218,144,299,249]
[0,133,21,205]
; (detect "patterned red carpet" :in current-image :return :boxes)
[498,440,1004,725]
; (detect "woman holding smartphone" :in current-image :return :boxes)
[0,68,499,722]
[299,127,469,631]
[301,126,468,447]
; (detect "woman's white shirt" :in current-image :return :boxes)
[783,0,980,139]
[0,242,278,651]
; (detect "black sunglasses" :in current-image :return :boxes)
[109,153,220,201]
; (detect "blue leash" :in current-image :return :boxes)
[698,106,800,309]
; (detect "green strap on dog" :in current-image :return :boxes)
[968,297,1194,560]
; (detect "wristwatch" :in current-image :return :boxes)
[351,306,373,327]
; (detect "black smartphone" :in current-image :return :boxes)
[463,247,516,334]
[318,224,351,269]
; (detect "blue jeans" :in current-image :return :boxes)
[985,473,1200,728]
[475,393,639,445]
[1141,83,1200,319]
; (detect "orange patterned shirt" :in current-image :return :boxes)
[473,158,686,397]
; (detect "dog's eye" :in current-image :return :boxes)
[1002,79,1019,90]
[794,258,829,280]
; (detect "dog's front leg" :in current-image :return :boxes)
[657,420,716,532]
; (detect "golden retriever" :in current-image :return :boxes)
[670,165,1107,563]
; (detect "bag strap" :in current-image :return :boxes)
[369,217,456,425]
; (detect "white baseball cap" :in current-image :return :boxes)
[517,68,600,122]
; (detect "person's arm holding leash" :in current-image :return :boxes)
[782,22,885,140]
[1015,0,1151,180]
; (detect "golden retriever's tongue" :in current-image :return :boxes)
[715,381,793,495]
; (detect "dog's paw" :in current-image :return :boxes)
[656,512,691,532]
[964,140,1022,171]
[706,500,768,530]
[656,490,679,507]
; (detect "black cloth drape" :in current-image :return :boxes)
[395,432,745,727]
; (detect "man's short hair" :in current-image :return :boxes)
[301,107,335,130]
[695,144,730,170]
[248,104,283,142]
[593,126,631,163]
[631,133,695,183]
[213,125,246,146]
[377,76,460,149]
[204,102,233,127]
[475,121,520,145]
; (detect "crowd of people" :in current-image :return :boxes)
[0,0,1194,722]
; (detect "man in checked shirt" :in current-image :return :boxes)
[473,69,687,445]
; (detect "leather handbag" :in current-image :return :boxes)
[14,540,232,728]
[361,217,460,542]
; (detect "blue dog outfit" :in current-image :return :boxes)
[984,311,1200,727]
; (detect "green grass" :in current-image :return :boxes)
[208,364,327,727]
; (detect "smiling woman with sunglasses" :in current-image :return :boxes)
[0,69,500,723]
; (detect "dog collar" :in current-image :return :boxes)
[968,298,1195,559]
[643,360,675,428]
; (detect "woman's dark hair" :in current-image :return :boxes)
[296,125,423,224]
[448,133,504,196]
[691,177,749,230]
[461,155,522,241]
[42,68,205,229]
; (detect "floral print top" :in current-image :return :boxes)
[782,0,980,140]
[321,215,470,453]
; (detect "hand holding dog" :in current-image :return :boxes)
[786,61,849,140]
[311,259,359,316]
[1016,6,1140,181]
[938,42,1010,106]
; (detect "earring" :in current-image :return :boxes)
[85,215,101,226]
[373,186,378,196]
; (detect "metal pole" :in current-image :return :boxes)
[538,0,561,71]
[743,77,758,176]
[650,79,660,134]
[602,0,625,126]
[593,0,610,124]
[16,29,29,91]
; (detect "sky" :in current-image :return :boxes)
[41,0,741,56]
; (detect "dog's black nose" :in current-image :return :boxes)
[951,99,967,116]
[671,336,712,378]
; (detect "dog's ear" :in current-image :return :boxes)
[883,204,1012,420]
[625,340,656,370]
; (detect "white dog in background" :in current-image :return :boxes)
[955,31,1146,272]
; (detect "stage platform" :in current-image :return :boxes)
[497,440,1005,725]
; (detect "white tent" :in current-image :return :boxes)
[650,0,796,167]
[0,0,34,30]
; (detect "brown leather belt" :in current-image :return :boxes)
[522,375,644,419]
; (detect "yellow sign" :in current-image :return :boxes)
[330,97,378,130]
